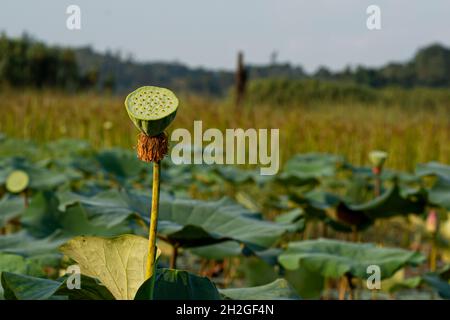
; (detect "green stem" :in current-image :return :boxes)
[146,161,161,280]
[170,244,179,269]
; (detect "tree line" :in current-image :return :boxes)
[0,33,449,95]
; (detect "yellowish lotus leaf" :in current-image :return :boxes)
[60,234,160,300]
[6,170,29,193]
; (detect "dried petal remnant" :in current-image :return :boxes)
[137,132,168,163]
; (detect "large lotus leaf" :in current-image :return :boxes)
[0,157,79,191]
[220,279,300,300]
[156,197,290,248]
[62,190,291,249]
[274,208,306,232]
[423,274,450,299]
[1,272,63,300]
[189,241,242,259]
[284,266,324,299]
[295,183,426,225]
[290,190,370,231]
[60,234,160,300]
[96,148,147,180]
[239,256,278,286]
[135,268,220,300]
[22,192,130,238]
[0,253,44,276]
[416,162,450,179]
[278,153,345,186]
[44,139,93,157]
[57,189,157,228]
[0,139,40,161]
[348,183,427,219]
[0,253,45,299]
[1,272,114,300]
[0,231,65,260]
[427,176,450,210]
[211,165,273,186]
[278,239,425,280]
[0,196,25,228]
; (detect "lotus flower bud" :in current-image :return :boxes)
[369,150,388,172]
[426,210,439,234]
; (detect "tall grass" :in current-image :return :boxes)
[0,88,449,171]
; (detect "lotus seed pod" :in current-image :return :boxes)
[369,150,388,169]
[125,86,178,136]
[6,170,29,193]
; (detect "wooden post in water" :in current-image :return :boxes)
[235,51,247,108]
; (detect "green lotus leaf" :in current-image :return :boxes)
[1,272,62,300]
[125,86,178,136]
[423,274,450,299]
[278,238,425,280]
[278,153,345,186]
[135,268,220,300]
[60,234,160,300]
[0,196,26,228]
[0,253,45,299]
[1,272,114,300]
[427,176,450,210]
[416,162,450,179]
[0,231,65,261]
[58,189,292,250]
[96,148,147,180]
[22,192,130,238]
[220,279,300,300]
[5,170,29,193]
[156,197,291,249]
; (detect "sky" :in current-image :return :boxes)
[0,0,449,72]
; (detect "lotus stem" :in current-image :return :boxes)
[338,277,347,300]
[170,244,179,269]
[22,190,29,208]
[146,160,161,279]
[426,209,439,272]
[429,234,437,272]
[372,166,382,197]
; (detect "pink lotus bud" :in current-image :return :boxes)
[426,210,438,234]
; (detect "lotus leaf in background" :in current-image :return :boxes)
[289,181,426,231]
[278,238,425,280]
[277,153,346,186]
[155,197,291,249]
[416,162,450,179]
[0,157,81,191]
[220,279,300,300]
[96,148,148,182]
[422,273,450,299]
[1,272,114,300]
[425,176,450,210]
[21,192,130,238]
[0,196,25,228]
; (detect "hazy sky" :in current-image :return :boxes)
[1,0,449,72]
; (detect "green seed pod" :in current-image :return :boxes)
[125,86,178,136]
[6,170,29,193]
